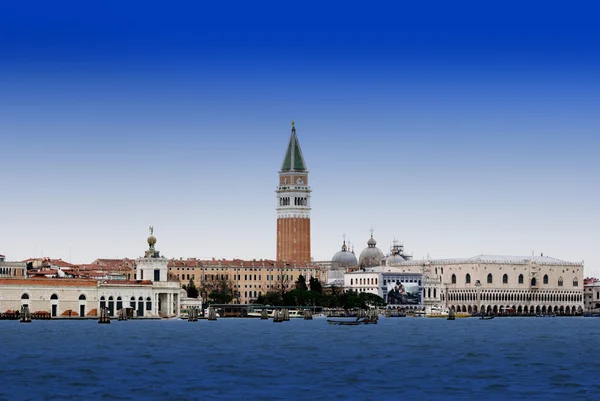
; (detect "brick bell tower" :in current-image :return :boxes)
[276,122,312,264]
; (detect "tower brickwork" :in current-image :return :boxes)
[276,122,311,264]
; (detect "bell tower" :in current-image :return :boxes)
[276,122,311,264]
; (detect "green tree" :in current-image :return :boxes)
[340,290,361,310]
[206,276,236,304]
[309,277,322,293]
[186,278,199,298]
[257,291,283,306]
[295,275,308,291]
[358,292,385,308]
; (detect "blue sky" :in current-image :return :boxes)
[1,2,599,274]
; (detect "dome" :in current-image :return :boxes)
[331,241,358,268]
[386,254,405,265]
[359,233,384,268]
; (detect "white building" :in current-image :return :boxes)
[0,230,181,318]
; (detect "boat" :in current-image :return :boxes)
[327,319,361,326]
[248,308,305,319]
[426,306,471,319]
[480,315,495,320]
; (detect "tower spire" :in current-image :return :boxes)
[280,122,307,172]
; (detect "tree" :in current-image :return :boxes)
[274,270,291,297]
[200,275,236,304]
[340,290,361,310]
[257,291,283,306]
[295,275,308,291]
[358,292,385,309]
[309,277,322,293]
[186,279,199,298]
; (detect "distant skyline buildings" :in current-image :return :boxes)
[0,3,598,274]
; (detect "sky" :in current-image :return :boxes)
[1,2,599,274]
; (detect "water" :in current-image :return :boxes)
[1,317,599,400]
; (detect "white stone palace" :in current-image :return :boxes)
[338,232,585,315]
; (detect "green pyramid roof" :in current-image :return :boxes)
[280,125,307,172]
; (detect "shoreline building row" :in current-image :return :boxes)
[0,122,593,315]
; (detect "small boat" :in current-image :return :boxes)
[327,319,361,326]
[480,315,495,320]
[426,306,471,318]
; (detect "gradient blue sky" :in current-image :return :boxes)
[1,2,599,274]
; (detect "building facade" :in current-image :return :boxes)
[398,254,584,315]
[276,122,311,264]
[584,279,600,311]
[169,258,322,304]
[0,232,181,318]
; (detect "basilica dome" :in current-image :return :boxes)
[331,241,358,269]
[358,233,384,269]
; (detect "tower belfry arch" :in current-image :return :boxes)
[276,122,312,263]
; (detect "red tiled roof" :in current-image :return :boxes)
[0,278,98,287]
[167,258,319,269]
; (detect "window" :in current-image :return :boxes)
[487,273,493,284]
[558,277,563,287]
[79,294,86,300]
[502,274,508,284]
[465,274,471,284]
[531,277,537,286]
[451,274,456,284]
[543,275,548,285]
[573,278,579,287]
[21,293,29,300]
[51,294,58,300]
[518,274,524,284]
[154,269,160,281]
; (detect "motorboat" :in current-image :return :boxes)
[426,306,471,318]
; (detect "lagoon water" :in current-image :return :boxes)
[1,317,600,400]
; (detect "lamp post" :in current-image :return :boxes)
[475,280,482,315]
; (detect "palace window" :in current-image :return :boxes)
[573,278,579,287]
[518,274,524,284]
[543,275,549,285]
[465,274,471,284]
[451,274,456,284]
[531,277,537,286]
[487,273,493,284]
[558,277,563,287]
[502,274,508,284]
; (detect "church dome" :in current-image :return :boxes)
[359,233,384,268]
[331,241,358,268]
[386,254,405,265]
